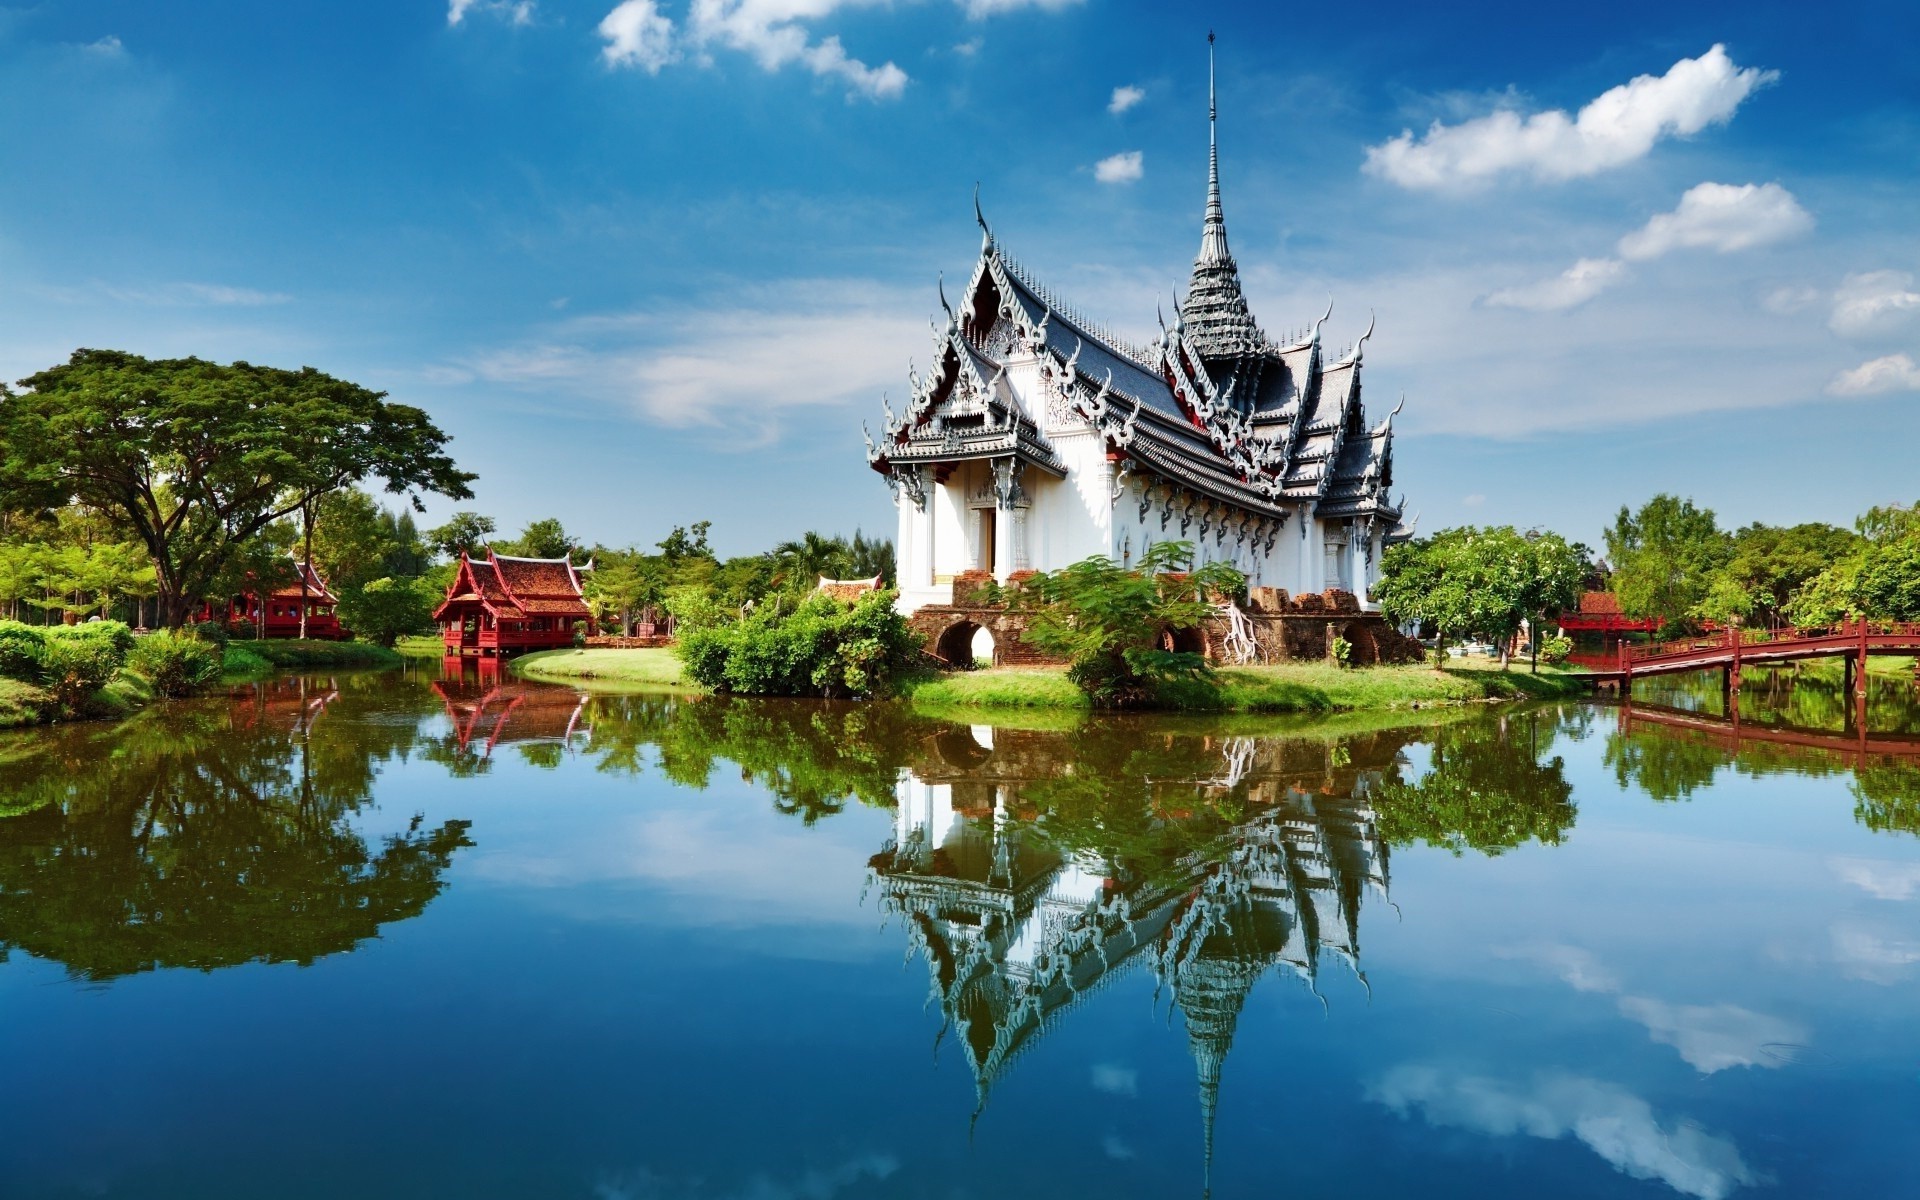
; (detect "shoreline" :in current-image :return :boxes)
[0,638,406,730]
[510,645,1594,714]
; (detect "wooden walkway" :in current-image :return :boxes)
[1581,619,1920,697]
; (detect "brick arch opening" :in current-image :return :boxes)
[934,620,996,668]
[1340,620,1380,666]
[1161,625,1208,657]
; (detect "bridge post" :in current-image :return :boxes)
[1856,617,1871,696]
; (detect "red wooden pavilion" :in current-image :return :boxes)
[198,561,352,640]
[435,549,592,656]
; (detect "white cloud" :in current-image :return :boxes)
[438,279,927,440]
[1485,183,1808,313]
[599,0,677,73]
[1829,270,1920,338]
[1616,998,1807,1074]
[69,280,292,307]
[1830,920,1920,983]
[1364,45,1777,190]
[1495,943,1622,993]
[1101,1134,1136,1160]
[1484,257,1629,312]
[1831,855,1920,900]
[685,0,906,101]
[1090,1063,1137,1096]
[1825,352,1920,397]
[1108,84,1144,115]
[1371,1067,1761,1200]
[82,35,126,56]
[1617,182,1812,261]
[952,37,981,57]
[958,0,1084,16]
[1094,150,1143,184]
[449,0,535,27]
[1759,283,1822,315]
[1462,493,1486,507]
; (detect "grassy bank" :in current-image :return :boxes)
[513,646,694,689]
[509,644,1590,713]
[901,658,1591,715]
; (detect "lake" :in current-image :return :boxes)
[1,660,1916,1199]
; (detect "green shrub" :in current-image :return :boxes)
[192,619,232,648]
[222,644,272,677]
[1538,634,1574,665]
[335,576,439,647]
[675,589,919,698]
[0,622,48,680]
[49,620,136,658]
[127,631,223,697]
[35,636,125,712]
[1330,636,1354,667]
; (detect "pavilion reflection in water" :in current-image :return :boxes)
[869,724,1399,1176]
[433,658,593,763]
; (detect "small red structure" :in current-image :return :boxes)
[198,561,352,640]
[1557,591,1665,636]
[435,549,592,656]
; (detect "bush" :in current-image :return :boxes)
[51,620,136,658]
[127,631,223,697]
[1538,634,1574,665]
[35,635,125,712]
[192,619,232,648]
[222,644,272,677]
[1330,636,1353,667]
[0,622,48,680]
[675,589,920,698]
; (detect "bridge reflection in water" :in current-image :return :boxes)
[868,724,1402,1186]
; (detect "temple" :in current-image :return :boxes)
[434,548,593,656]
[868,41,1409,616]
[197,559,351,640]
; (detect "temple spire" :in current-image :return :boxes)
[1182,31,1261,358]
[1200,30,1228,266]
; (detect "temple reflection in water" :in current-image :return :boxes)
[870,723,1400,1176]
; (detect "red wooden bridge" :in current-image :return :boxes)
[1580,619,1920,697]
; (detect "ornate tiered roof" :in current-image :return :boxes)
[867,43,1407,543]
[259,560,339,605]
[432,549,592,623]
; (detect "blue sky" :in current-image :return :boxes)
[2,0,1916,556]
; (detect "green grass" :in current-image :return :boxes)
[0,677,48,728]
[900,658,1592,716]
[394,634,446,658]
[513,647,694,689]
[899,667,1091,711]
[227,639,404,669]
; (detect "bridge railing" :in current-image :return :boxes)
[1620,619,1920,665]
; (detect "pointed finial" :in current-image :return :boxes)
[973,182,992,249]
[1352,310,1375,362]
[938,270,953,319]
[1312,295,1333,344]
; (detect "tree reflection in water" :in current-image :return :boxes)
[0,675,471,982]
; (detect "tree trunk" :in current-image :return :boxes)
[299,503,312,641]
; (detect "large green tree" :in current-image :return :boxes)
[1604,495,1731,627]
[1376,526,1586,669]
[0,350,475,625]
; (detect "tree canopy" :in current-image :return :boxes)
[1604,495,1730,627]
[0,350,475,624]
[1377,526,1587,668]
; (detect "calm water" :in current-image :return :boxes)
[2,663,1918,1199]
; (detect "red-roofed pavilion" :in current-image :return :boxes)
[435,549,592,656]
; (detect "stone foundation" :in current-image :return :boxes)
[909,583,1423,669]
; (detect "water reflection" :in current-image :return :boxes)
[0,675,472,981]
